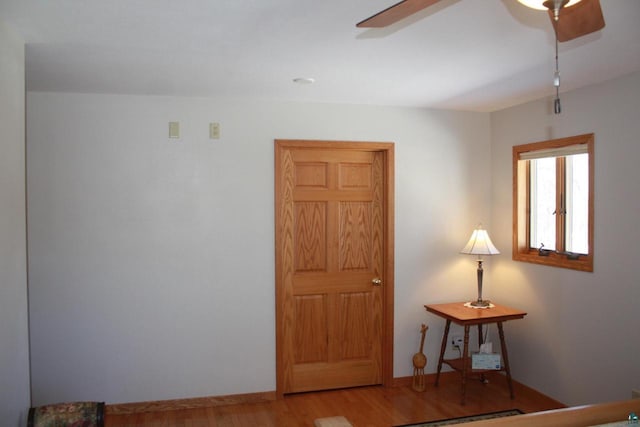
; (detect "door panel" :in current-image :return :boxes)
[340,291,372,359]
[275,140,394,395]
[294,202,327,272]
[294,295,328,363]
[339,201,373,271]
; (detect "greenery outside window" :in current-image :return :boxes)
[513,134,594,272]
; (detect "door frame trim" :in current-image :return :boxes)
[274,139,395,397]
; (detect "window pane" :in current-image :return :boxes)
[565,153,589,254]
[530,158,556,250]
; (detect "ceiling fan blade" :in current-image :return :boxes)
[357,0,442,28]
[549,0,605,42]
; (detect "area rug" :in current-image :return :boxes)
[396,409,523,426]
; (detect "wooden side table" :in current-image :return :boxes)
[425,302,527,405]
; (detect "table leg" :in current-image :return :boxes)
[497,321,515,398]
[478,323,486,384]
[435,319,451,387]
[461,324,470,405]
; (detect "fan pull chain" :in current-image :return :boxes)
[554,30,561,114]
[548,0,565,114]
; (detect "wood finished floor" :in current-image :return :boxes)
[105,373,565,427]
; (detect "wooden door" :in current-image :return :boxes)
[275,140,394,395]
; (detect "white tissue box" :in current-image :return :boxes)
[472,353,501,370]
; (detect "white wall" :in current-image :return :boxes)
[26,92,491,405]
[490,71,640,406]
[0,19,31,425]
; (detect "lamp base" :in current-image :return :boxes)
[469,299,491,308]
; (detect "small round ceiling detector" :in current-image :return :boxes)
[293,77,315,85]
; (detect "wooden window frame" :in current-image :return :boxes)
[513,134,594,272]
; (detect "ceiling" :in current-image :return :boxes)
[1,0,639,112]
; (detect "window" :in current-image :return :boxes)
[513,134,594,271]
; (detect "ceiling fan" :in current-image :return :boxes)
[356,0,605,43]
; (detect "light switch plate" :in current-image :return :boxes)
[209,122,220,139]
[169,121,180,138]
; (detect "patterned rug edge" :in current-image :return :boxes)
[395,409,524,427]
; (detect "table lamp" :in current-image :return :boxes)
[460,225,500,308]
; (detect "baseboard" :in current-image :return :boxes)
[395,372,566,408]
[106,390,276,414]
[392,372,441,387]
[106,373,486,414]
[107,372,564,414]
[510,378,566,408]
[106,376,429,414]
[393,371,513,388]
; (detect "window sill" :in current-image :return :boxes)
[513,250,593,272]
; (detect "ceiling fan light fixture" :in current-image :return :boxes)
[517,0,582,11]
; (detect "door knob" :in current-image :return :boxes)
[372,278,382,286]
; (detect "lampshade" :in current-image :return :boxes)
[460,227,500,256]
[516,0,582,10]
